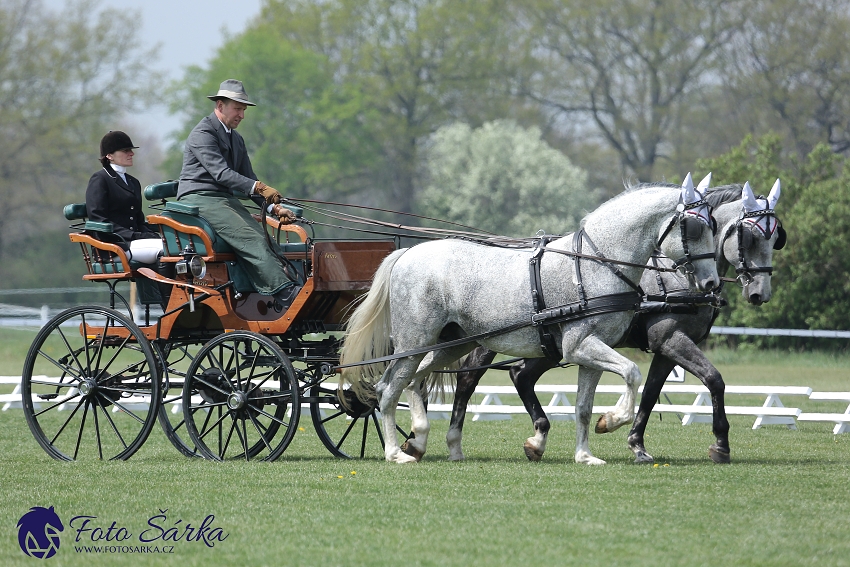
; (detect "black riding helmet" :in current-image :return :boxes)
[100,130,139,157]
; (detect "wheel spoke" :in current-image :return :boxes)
[93,401,103,460]
[55,326,87,378]
[360,416,369,458]
[222,413,239,456]
[319,409,346,424]
[108,397,149,425]
[48,397,86,444]
[32,393,82,418]
[97,402,128,450]
[197,409,232,442]
[335,415,359,450]
[35,351,84,382]
[73,401,90,460]
[246,403,289,428]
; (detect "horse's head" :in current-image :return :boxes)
[717,179,784,305]
[656,173,720,292]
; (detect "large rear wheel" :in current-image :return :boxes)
[182,332,300,461]
[21,306,160,461]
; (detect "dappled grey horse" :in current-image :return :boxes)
[339,178,720,464]
[447,179,785,464]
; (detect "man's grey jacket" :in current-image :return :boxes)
[177,112,256,198]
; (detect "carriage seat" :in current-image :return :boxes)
[143,181,308,256]
[64,203,144,275]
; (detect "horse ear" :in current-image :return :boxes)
[742,181,759,213]
[767,178,781,209]
[681,172,696,203]
[697,172,712,192]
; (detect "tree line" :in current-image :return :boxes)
[2,0,849,347]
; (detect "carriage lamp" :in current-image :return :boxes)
[175,244,207,279]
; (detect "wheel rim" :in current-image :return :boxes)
[21,306,160,461]
[182,332,300,461]
[309,384,410,459]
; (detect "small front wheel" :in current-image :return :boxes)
[310,385,410,459]
[182,332,300,461]
[21,306,160,461]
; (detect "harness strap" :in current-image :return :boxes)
[333,319,532,371]
[575,229,645,296]
[529,236,562,361]
[531,291,642,326]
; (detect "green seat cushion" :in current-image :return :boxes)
[64,203,88,221]
[279,242,308,253]
[164,201,200,215]
[84,221,114,233]
[144,181,178,201]
[158,210,233,255]
[92,260,143,274]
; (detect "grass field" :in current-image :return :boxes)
[1,327,849,566]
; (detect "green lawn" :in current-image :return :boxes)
[1,326,849,566]
[1,411,849,566]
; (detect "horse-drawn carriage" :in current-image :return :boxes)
[21,173,785,466]
[21,181,400,461]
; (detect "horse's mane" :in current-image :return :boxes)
[703,184,743,209]
[579,181,680,228]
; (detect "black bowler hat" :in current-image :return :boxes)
[100,131,138,157]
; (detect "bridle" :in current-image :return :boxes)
[719,207,786,286]
[655,196,717,276]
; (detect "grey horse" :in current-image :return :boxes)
[339,178,720,464]
[446,179,784,464]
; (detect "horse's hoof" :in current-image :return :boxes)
[576,456,606,466]
[523,441,544,462]
[401,440,424,462]
[595,414,610,434]
[709,444,731,464]
[632,450,654,464]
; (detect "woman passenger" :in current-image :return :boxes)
[85,130,163,264]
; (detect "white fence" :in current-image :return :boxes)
[3,375,848,433]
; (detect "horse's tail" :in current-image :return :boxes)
[339,248,407,406]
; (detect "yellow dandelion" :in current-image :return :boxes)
[337,475,344,479]
[653,463,659,468]
[350,471,357,475]
[298,427,305,432]
[663,463,670,467]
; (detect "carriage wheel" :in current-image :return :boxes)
[21,306,160,461]
[154,343,202,458]
[182,332,300,461]
[309,384,411,459]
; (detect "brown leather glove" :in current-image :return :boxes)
[254,181,281,204]
[271,204,297,223]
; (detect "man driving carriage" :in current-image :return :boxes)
[176,79,301,307]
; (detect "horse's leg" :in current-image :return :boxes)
[401,343,476,461]
[376,356,425,464]
[654,333,730,463]
[510,357,557,462]
[575,366,605,465]
[627,354,676,464]
[571,344,640,436]
[446,347,496,461]
[400,384,430,461]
